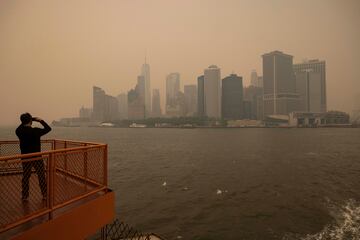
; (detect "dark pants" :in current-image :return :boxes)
[21,159,47,199]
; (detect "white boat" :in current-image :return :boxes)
[100,122,115,127]
[129,123,147,128]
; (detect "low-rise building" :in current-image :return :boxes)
[289,111,350,127]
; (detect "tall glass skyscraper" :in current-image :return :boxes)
[152,89,162,117]
[141,59,151,117]
[222,74,243,119]
[197,75,205,117]
[293,59,326,113]
[204,65,221,118]
[165,72,182,116]
[184,85,197,117]
[262,51,299,116]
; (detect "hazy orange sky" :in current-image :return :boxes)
[1,0,359,125]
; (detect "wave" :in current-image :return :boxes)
[283,199,360,240]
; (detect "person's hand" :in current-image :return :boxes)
[32,117,43,122]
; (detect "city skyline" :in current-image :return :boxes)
[86,51,328,123]
[1,0,360,125]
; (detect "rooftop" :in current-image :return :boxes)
[262,50,293,58]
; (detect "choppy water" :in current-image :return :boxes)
[1,127,360,240]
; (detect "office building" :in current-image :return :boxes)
[243,86,263,120]
[289,111,350,127]
[243,101,252,119]
[141,59,151,115]
[128,76,146,120]
[250,70,258,87]
[262,50,299,116]
[204,65,221,118]
[184,85,197,117]
[152,89,162,118]
[136,75,146,104]
[92,86,118,121]
[293,59,326,112]
[104,95,119,121]
[79,106,92,119]
[117,93,128,120]
[167,91,186,117]
[250,70,263,88]
[166,73,180,105]
[197,75,205,117]
[166,73,182,116]
[92,86,106,121]
[258,76,263,88]
[221,74,243,119]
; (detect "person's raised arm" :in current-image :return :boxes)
[33,117,52,136]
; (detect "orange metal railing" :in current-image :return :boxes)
[0,139,108,233]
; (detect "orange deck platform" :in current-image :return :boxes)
[0,139,115,240]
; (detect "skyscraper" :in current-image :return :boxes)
[250,70,263,88]
[166,73,180,104]
[197,75,205,117]
[184,85,197,117]
[104,95,119,121]
[243,85,263,120]
[258,76,263,88]
[204,65,221,118]
[293,59,326,112]
[166,73,182,116]
[136,75,146,105]
[117,93,128,120]
[141,59,151,116]
[222,74,243,119]
[152,89,162,118]
[128,76,146,120]
[92,86,119,121]
[250,70,258,87]
[262,51,299,116]
[92,86,106,121]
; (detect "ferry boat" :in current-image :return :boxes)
[0,139,163,240]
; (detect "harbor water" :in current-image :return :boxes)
[1,127,360,239]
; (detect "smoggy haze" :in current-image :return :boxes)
[0,0,359,126]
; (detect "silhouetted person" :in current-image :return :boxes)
[15,113,52,201]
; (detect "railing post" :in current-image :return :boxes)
[84,149,88,190]
[101,225,107,240]
[103,145,108,187]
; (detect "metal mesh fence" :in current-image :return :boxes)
[0,140,53,158]
[0,155,49,229]
[0,140,107,233]
[54,140,66,151]
[53,147,106,206]
[104,219,156,240]
[87,148,106,185]
[0,142,21,157]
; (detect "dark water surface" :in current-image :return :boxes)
[1,127,360,239]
